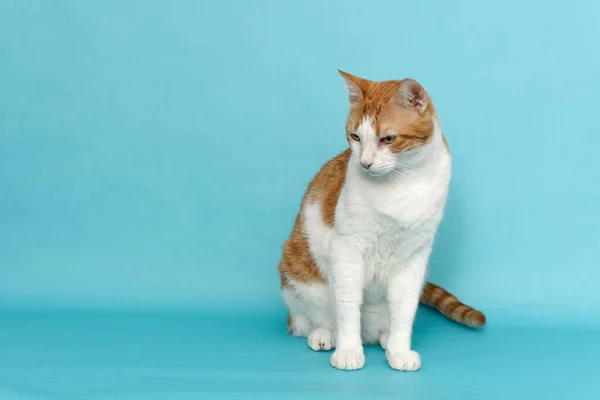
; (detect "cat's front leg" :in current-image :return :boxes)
[385,254,429,371]
[329,236,365,371]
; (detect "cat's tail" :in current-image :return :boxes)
[420,282,486,328]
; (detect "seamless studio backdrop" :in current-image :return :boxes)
[1,1,600,399]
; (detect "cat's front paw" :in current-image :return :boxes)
[386,350,421,371]
[308,328,334,351]
[330,347,365,370]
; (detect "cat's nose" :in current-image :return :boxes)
[361,161,373,169]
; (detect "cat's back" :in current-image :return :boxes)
[277,149,350,286]
[304,148,351,224]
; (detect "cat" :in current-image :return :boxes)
[277,70,485,371]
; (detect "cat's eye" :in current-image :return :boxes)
[381,135,396,144]
[350,133,360,141]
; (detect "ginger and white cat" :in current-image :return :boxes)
[278,71,485,371]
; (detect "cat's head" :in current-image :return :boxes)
[339,70,438,177]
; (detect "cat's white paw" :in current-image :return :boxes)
[308,328,334,351]
[386,350,421,371]
[330,347,365,370]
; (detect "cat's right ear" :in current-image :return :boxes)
[338,70,367,105]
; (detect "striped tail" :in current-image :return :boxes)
[420,282,486,328]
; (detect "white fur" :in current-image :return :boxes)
[354,116,379,169]
[283,115,450,371]
[308,328,335,351]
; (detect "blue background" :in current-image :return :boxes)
[1,0,599,398]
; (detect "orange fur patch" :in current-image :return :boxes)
[341,71,436,153]
[277,150,351,286]
[421,283,486,328]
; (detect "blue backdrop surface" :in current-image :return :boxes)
[1,0,599,399]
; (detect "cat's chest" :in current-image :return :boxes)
[347,174,447,229]
[335,167,449,271]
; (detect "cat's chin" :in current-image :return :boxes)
[361,168,388,178]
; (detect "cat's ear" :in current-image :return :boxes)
[338,70,367,105]
[397,79,428,114]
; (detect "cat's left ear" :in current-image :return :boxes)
[397,79,428,114]
[338,70,368,105]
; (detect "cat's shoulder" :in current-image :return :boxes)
[304,148,351,227]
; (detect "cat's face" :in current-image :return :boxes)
[340,71,436,177]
